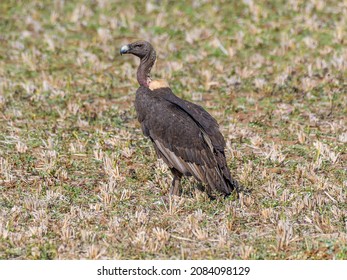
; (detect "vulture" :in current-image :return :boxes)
[120,40,240,198]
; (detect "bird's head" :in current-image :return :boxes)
[120,40,155,60]
[120,40,157,87]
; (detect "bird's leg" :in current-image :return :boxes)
[195,183,215,200]
[170,176,181,196]
[205,185,216,200]
[170,169,182,196]
[196,183,205,192]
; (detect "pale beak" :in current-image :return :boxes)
[120,44,130,55]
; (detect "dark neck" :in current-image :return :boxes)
[137,50,156,87]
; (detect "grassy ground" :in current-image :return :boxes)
[0,0,346,259]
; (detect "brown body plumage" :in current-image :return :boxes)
[120,41,240,198]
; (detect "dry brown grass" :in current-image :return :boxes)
[0,0,346,259]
